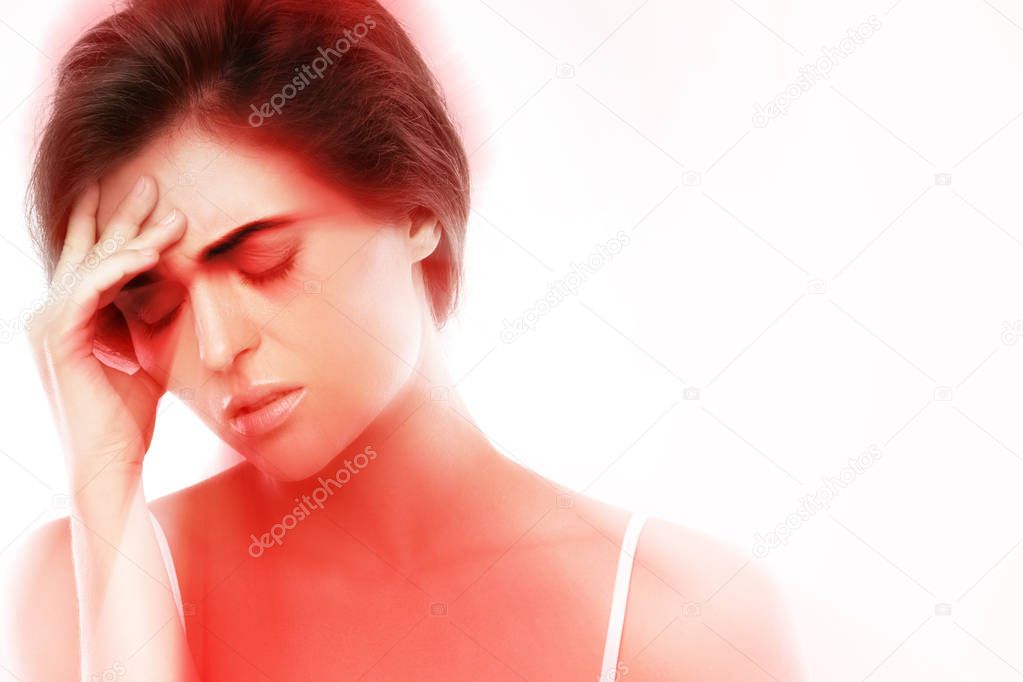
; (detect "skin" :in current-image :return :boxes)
[1,123,807,681]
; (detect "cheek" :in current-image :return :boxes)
[340,249,419,352]
[290,242,422,389]
[312,230,422,353]
[123,324,163,377]
[285,280,420,381]
[126,317,198,392]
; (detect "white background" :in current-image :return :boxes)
[2,1,1023,680]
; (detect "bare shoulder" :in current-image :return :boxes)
[0,513,79,681]
[0,462,252,681]
[146,461,254,543]
[570,496,806,681]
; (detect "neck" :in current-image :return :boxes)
[255,318,515,574]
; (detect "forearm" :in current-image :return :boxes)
[70,470,199,682]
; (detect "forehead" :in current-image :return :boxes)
[96,124,367,267]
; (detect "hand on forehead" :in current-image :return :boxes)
[93,126,341,272]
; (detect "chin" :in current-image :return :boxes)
[238,442,338,483]
[233,404,377,483]
[234,435,339,483]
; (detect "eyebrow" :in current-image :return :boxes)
[122,214,298,290]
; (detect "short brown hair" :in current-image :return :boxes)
[28,0,471,324]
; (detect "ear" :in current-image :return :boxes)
[406,208,441,264]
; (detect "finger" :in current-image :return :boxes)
[93,305,141,375]
[53,182,100,280]
[128,208,187,253]
[60,249,160,342]
[97,175,159,245]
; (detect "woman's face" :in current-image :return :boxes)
[101,126,437,481]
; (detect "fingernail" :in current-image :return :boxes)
[133,176,148,197]
[159,209,178,225]
[140,248,159,257]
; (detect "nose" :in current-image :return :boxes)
[189,278,259,372]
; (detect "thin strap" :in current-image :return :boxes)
[598,512,647,681]
[149,511,186,630]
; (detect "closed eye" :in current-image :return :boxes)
[237,248,298,286]
[122,242,301,337]
[138,302,183,337]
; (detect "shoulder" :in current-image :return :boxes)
[0,514,78,680]
[635,517,805,680]
[146,460,253,538]
[0,462,253,680]
[144,461,258,594]
[571,498,806,681]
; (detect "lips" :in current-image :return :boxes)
[224,385,307,438]
[237,392,287,414]
[224,384,304,421]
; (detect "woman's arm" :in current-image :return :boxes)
[19,177,199,680]
[71,468,197,682]
[0,480,195,681]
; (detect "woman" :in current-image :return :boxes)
[3,0,805,679]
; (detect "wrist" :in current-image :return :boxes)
[68,447,144,487]
[70,464,144,515]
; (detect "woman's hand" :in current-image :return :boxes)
[27,175,186,488]
[24,177,201,681]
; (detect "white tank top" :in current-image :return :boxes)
[599,512,647,681]
[149,511,185,628]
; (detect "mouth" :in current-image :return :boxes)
[226,386,306,437]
